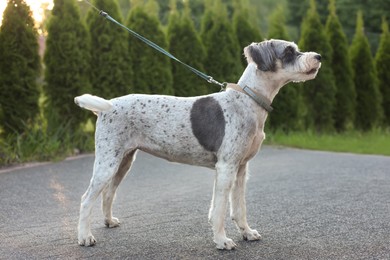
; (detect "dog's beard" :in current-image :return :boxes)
[290,56,321,82]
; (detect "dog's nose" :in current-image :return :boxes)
[314,54,322,61]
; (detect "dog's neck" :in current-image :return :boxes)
[237,63,284,103]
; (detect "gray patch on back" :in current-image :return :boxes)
[190,97,225,152]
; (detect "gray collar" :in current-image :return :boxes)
[226,83,273,112]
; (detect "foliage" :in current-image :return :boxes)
[232,0,263,68]
[336,0,390,42]
[201,0,243,92]
[167,0,208,97]
[0,0,41,135]
[350,11,382,131]
[299,0,336,132]
[267,5,300,132]
[325,0,356,131]
[249,0,287,35]
[375,17,390,126]
[0,118,94,165]
[86,0,133,98]
[44,0,91,133]
[127,1,174,94]
[287,0,389,50]
[288,0,334,27]
[268,4,289,40]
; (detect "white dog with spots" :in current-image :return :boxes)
[75,39,321,250]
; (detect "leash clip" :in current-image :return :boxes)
[219,82,227,92]
[208,77,226,89]
[99,10,108,17]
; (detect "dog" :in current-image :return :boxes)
[74,39,321,250]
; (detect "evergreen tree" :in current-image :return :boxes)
[86,0,133,98]
[375,17,390,126]
[127,0,173,95]
[201,0,243,92]
[325,0,356,131]
[232,0,262,68]
[167,0,208,96]
[200,0,214,34]
[350,11,382,131]
[44,0,90,132]
[267,5,300,132]
[268,4,289,40]
[299,0,336,132]
[0,0,41,135]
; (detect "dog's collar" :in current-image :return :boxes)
[226,83,273,112]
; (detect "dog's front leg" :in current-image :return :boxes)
[230,163,261,241]
[209,163,238,250]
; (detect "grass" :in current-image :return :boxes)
[0,120,95,167]
[265,128,390,156]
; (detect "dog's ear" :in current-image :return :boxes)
[244,41,277,72]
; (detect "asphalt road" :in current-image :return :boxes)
[0,146,389,259]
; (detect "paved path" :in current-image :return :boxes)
[0,147,389,259]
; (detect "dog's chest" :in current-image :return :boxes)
[242,131,265,164]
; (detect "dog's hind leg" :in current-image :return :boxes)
[102,150,137,228]
[209,162,238,250]
[230,163,261,241]
[78,153,124,246]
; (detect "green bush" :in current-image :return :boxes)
[0,0,41,135]
[232,0,262,68]
[86,0,133,98]
[299,0,336,132]
[375,17,390,126]
[167,1,208,96]
[325,0,356,131]
[44,0,91,133]
[350,11,382,131]
[127,1,174,95]
[0,118,94,165]
[201,0,243,92]
[268,4,289,40]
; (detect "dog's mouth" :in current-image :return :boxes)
[304,62,321,75]
[305,68,318,75]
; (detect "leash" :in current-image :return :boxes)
[83,0,226,89]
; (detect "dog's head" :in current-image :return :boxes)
[244,39,321,83]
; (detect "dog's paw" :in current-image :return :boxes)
[215,237,237,250]
[242,229,262,241]
[78,235,96,247]
[104,217,120,228]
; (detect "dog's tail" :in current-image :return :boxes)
[74,94,113,113]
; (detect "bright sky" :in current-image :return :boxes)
[0,0,54,26]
